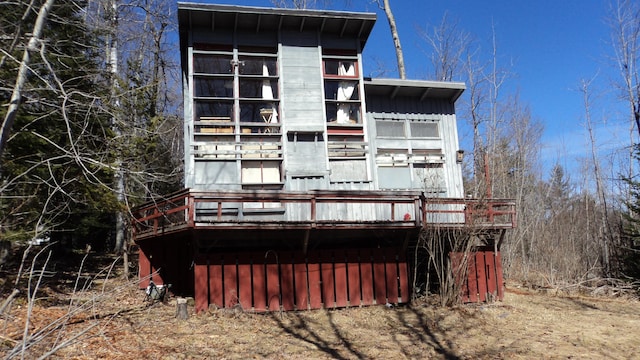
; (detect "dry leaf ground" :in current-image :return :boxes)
[1,251,639,359]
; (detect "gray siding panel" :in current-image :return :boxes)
[280,44,324,127]
[280,37,328,190]
[194,161,238,186]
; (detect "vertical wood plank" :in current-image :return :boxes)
[449,252,469,303]
[307,252,322,310]
[334,249,348,308]
[138,246,151,289]
[223,254,238,307]
[467,253,478,303]
[194,256,209,313]
[372,248,387,305]
[148,242,161,285]
[280,252,295,311]
[237,253,253,310]
[293,253,309,310]
[155,241,167,285]
[320,251,335,308]
[484,251,497,298]
[347,250,362,307]
[360,249,374,306]
[252,254,267,312]
[495,251,505,300]
[397,251,409,304]
[385,249,399,304]
[209,254,223,309]
[266,256,281,311]
[475,251,487,302]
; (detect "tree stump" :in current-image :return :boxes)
[176,297,189,320]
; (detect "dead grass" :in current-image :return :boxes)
[2,277,640,359]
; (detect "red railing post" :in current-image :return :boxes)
[152,207,159,235]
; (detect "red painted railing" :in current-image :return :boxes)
[132,189,516,240]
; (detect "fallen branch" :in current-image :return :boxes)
[0,289,20,315]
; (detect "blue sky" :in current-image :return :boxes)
[185,0,627,179]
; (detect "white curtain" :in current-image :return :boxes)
[337,62,355,123]
[262,63,278,123]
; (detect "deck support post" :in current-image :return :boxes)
[302,228,310,255]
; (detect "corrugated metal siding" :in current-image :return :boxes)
[366,94,464,199]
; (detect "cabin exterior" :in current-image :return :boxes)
[132,3,515,312]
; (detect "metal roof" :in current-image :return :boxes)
[364,78,466,103]
[177,2,377,48]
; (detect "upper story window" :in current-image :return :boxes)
[375,118,440,139]
[322,50,361,125]
[409,121,439,138]
[192,44,280,132]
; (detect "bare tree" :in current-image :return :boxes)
[373,0,406,79]
[580,77,616,277]
[418,12,471,82]
[608,0,640,142]
[0,0,56,158]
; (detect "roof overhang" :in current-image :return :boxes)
[178,2,376,49]
[364,78,466,103]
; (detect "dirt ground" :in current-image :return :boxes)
[1,251,639,359]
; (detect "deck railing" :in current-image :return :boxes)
[132,189,516,240]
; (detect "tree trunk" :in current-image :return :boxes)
[381,0,406,79]
[0,0,56,158]
[176,297,189,320]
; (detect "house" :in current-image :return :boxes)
[132,2,516,312]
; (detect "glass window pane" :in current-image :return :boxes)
[410,122,439,138]
[239,57,277,76]
[376,121,405,138]
[324,60,356,76]
[195,101,232,119]
[324,80,359,100]
[194,78,233,97]
[326,103,360,124]
[413,163,445,192]
[241,102,279,122]
[193,55,232,74]
[240,79,278,99]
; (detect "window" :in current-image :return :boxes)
[241,161,281,184]
[323,50,362,125]
[376,120,405,138]
[375,119,440,139]
[413,163,446,193]
[192,43,282,188]
[192,45,280,130]
[409,121,439,138]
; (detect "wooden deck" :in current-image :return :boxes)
[132,189,516,241]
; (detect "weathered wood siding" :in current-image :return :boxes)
[280,32,328,180]
[450,248,505,303]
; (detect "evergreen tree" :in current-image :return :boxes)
[0,0,118,247]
